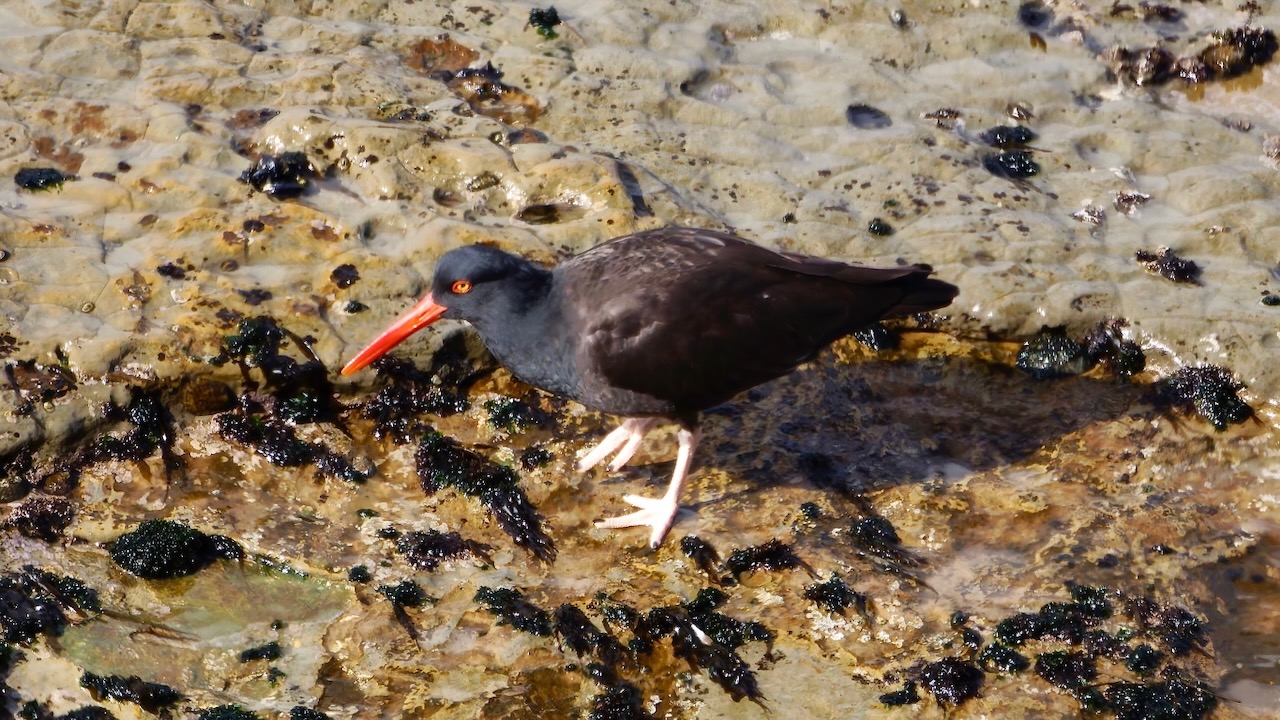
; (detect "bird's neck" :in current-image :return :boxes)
[472,267,580,396]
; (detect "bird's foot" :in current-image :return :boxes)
[576,417,659,473]
[595,494,681,549]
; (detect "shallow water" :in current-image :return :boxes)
[2,0,1279,717]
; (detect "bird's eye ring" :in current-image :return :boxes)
[451,280,472,294]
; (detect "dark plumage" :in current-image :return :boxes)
[343,227,958,547]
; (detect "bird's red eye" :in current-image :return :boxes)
[451,280,472,294]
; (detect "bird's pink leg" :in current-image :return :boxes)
[595,427,698,548]
[576,417,658,473]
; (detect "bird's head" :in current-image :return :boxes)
[340,244,546,375]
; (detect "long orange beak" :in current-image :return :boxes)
[340,293,448,375]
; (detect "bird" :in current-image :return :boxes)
[341,227,958,548]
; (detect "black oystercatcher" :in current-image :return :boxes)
[342,227,958,548]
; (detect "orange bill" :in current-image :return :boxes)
[340,293,448,375]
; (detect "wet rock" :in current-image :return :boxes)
[1034,650,1096,689]
[803,574,868,616]
[109,519,242,579]
[879,679,920,706]
[416,433,554,561]
[474,586,552,636]
[919,658,983,707]
[1109,46,1175,86]
[396,529,492,571]
[79,671,183,714]
[845,104,892,129]
[4,496,73,541]
[180,378,237,416]
[983,150,1040,179]
[1135,248,1201,285]
[5,360,76,415]
[1114,190,1151,215]
[1072,203,1106,225]
[1016,326,1094,380]
[516,203,563,224]
[528,7,562,39]
[14,167,73,191]
[1156,365,1252,430]
[239,152,317,199]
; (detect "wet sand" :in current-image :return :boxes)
[1,0,1278,717]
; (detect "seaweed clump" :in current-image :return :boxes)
[57,388,183,490]
[636,607,764,703]
[983,150,1040,179]
[79,671,183,714]
[1135,248,1202,285]
[195,706,260,720]
[4,496,74,541]
[14,168,73,191]
[682,588,773,650]
[724,539,804,578]
[217,400,369,483]
[586,682,654,720]
[553,604,627,666]
[474,586,552,636]
[358,333,479,442]
[679,535,726,583]
[239,152,316,199]
[919,658,984,707]
[1156,365,1252,430]
[803,574,868,616]
[0,567,101,644]
[416,433,554,560]
[1080,319,1146,378]
[109,519,242,579]
[528,7,562,39]
[396,529,493,571]
[879,680,920,706]
[1104,675,1217,720]
[1016,326,1093,380]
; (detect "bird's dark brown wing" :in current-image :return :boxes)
[561,228,955,415]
